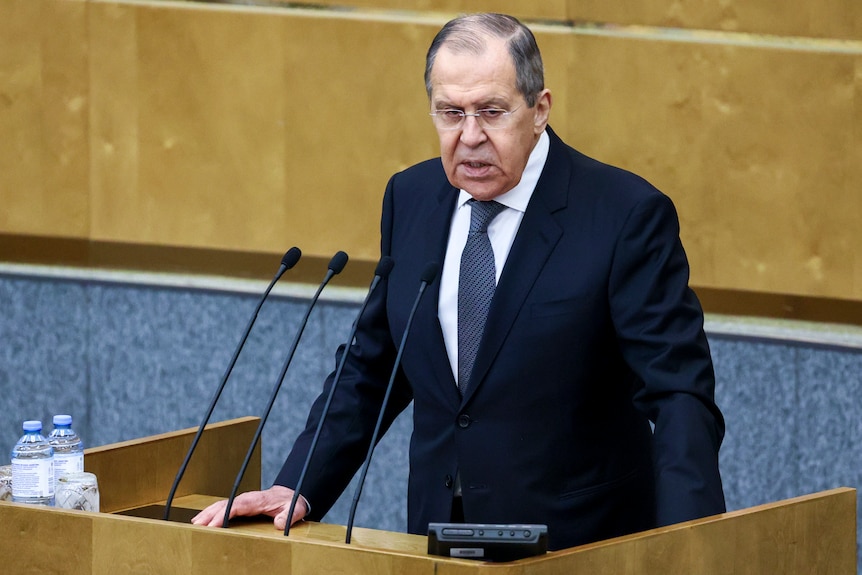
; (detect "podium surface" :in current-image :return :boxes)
[0,418,856,574]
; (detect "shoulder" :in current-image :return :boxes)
[560,135,662,201]
[388,158,447,190]
[383,158,454,219]
[546,128,674,220]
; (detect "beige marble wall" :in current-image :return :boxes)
[0,0,860,303]
[267,0,861,38]
[0,0,89,237]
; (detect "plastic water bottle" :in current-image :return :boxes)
[48,414,84,488]
[10,420,55,506]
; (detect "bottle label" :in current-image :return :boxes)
[11,458,55,497]
[54,452,84,481]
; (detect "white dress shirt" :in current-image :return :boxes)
[438,130,550,383]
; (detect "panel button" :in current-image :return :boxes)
[457,414,471,428]
[442,528,475,536]
[444,474,453,489]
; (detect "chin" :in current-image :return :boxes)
[460,181,511,200]
[465,190,503,201]
[448,179,502,201]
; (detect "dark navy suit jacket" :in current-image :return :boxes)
[276,127,726,550]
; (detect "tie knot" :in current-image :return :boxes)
[468,199,505,233]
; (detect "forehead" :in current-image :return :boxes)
[429,38,518,106]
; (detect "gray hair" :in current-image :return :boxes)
[424,13,545,107]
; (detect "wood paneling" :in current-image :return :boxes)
[564,0,862,40]
[1,0,861,317]
[1,488,856,574]
[85,417,261,513]
[558,32,861,300]
[277,14,439,260]
[262,0,862,40]
[0,0,89,237]
[86,3,441,262]
[274,1,568,22]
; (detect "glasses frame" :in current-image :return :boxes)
[429,104,523,131]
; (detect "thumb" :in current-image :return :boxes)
[273,509,289,531]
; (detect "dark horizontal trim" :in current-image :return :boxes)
[0,233,377,288]
[694,287,862,328]
[2,233,861,327]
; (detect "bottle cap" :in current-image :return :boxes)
[22,420,43,432]
[53,415,73,426]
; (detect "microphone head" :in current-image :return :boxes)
[420,261,439,285]
[329,251,349,274]
[281,247,302,270]
[375,256,395,279]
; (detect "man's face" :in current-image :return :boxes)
[429,37,551,201]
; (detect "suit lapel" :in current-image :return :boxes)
[413,181,463,408]
[462,129,571,404]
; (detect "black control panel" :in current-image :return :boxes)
[427,522,548,561]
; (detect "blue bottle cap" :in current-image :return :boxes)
[23,420,43,432]
[53,415,73,426]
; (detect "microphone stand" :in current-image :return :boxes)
[221,251,348,528]
[163,247,301,521]
[284,256,394,536]
[344,262,438,543]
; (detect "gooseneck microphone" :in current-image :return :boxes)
[284,256,395,536]
[344,261,439,544]
[163,247,301,521]
[221,251,349,528]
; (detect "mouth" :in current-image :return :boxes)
[459,160,495,177]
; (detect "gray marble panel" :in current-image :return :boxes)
[1,277,90,458]
[794,347,862,574]
[79,280,409,529]
[709,337,800,511]
[87,284,252,445]
[3,269,861,568]
[795,347,862,492]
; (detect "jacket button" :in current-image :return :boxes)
[444,474,453,489]
[458,414,471,428]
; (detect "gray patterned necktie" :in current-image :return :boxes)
[458,199,505,395]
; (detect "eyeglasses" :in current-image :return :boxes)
[429,105,522,130]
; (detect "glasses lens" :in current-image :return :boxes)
[432,110,463,130]
[431,106,519,130]
[479,109,508,129]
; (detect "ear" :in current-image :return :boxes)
[532,89,552,134]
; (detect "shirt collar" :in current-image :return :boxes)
[457,129,550,213]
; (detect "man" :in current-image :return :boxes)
[193,13,726,550]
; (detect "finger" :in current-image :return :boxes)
[191,501,227,527]
[273,509,288,531]
[190,504,214,524]
[278,496,309,530]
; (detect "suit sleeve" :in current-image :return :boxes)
[272,175,413,520]
[608,191,726,526]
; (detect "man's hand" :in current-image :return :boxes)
[191,485,308,530]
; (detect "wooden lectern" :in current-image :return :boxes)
[0,417,856,574]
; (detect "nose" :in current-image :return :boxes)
[459,114,487,147]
